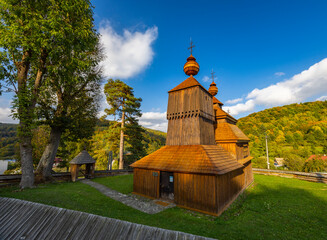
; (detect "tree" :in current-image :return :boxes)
[0,0,100,187]
[35,39,102,180]
[124,120,147,167]
[303,156,327,173]
[104,79,142,169]
[91,123,121,169]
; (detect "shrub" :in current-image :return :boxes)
[302,156,327,172]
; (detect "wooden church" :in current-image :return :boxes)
[131,45,253,216]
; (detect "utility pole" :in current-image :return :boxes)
[265,134,270,169]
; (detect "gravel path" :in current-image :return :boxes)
[81,179,175,214]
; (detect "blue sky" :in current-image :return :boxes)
[1,0,327,131]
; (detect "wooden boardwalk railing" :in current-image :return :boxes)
[0,197,215,240]
[253,168,327,184]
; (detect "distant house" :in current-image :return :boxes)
[307,155,327,161]
[53,158,63,168]
[274,158,285,167]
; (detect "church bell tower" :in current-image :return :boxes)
[166,42,215,145]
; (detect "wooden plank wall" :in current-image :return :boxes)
[218,143,236,158]
[174,173,218,214]
[166,117,201,145]
[216,168,244,214]
[236,143,250,160]
[133,168,159,198]
[243,161,253,187]
[166,87,215,146]
[199,116,215,145]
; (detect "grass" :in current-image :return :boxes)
[92,174,133,194]
[1,174,327,240]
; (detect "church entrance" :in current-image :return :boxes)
[160,172,174,200]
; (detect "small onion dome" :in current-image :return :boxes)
[208,81,218,96]
[183,55,200,76]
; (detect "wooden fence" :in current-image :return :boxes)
[253,168,327,184]
[2,168,326,187]
[0,169,133,187]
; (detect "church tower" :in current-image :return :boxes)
[166,44,215,145]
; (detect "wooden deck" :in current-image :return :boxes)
[0,197,215,240]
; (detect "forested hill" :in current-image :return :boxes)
[237,101,327,170]
[0,123,18,159]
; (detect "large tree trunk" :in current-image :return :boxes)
[36,127,62,181]
[19,134,34,189]
[17,50,35,188]
[119,110,125,169]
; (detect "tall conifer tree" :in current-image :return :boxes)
[104,79,142,169]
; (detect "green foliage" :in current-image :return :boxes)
[31,125,50,166]
[104,79,142,120]
[303,157,327,172]
[0,123,17,159]
[282,152,306,171]
[237,101,327,171]
[91,123,121,169]
[103,79,144,169]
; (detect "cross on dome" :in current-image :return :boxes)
[188,38,195,55]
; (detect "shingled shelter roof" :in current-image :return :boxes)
[70,150,95,165]
[215,122,250,142]
[131,145,243,175]
[168,76,208,93]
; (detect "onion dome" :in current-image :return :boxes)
[183,55,200,76]
[208,81,218,96]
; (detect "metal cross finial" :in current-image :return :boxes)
[211,69,216,82]
[188,38,195,55]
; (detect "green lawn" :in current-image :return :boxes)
[1,174,326,240]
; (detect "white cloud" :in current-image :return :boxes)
[223,100,255,116]
[225,58,327,116]
[0,107,17,123]
[225,98,243,105]
[99,21,158,79]
[316,95,327,101]
[139,111,167,132]
[274,72,285,77]
[202,76,210,82]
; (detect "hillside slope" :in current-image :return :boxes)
[0,123,18,159]
[237,101,327,170]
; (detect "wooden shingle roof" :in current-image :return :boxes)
[215,122,250,142]
[213,97,223,106]
[70,150,95,165]
[215,107,237,123]
[168,76,208,93]
[131,145,243,175]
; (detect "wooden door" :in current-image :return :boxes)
[160,172,174,200]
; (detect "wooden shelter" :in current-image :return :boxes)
[70,150,95,182]
[131,49,253,216]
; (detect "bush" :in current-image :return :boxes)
[252,156,274,169]
[302,157,327,172]
[283,152,305,171]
